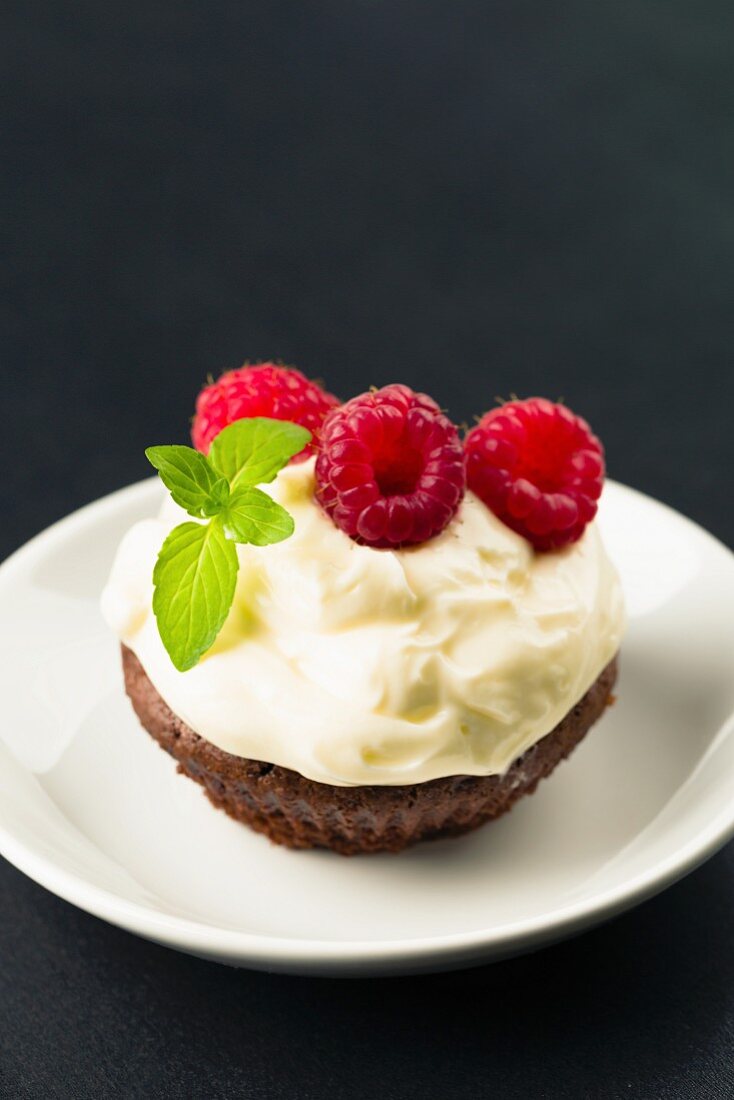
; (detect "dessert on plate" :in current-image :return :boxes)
[102,362,625,854]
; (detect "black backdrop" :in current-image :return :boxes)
[2,2,733,1097]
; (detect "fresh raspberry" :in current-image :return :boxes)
[465,397,605,551]
[192,362,339,460]
[315,384,466,548]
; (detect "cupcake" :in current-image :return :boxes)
[102,363,624,855]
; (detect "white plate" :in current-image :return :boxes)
[0,480,732,976]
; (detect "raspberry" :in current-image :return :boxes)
[465,397,605,551]
[315,384,466,548]
[192,362,339,460]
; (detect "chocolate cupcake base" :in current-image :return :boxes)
[122,645,618,855]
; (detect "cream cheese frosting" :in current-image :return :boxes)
[102,458,625,786]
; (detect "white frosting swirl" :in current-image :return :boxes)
[102,459,625,786]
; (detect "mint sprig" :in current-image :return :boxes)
[145,417,311,672]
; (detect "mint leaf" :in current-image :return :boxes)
[147,417,307,671]
[152,521,238,671]
[146,445,230,518]
[209,417,312,490]
[221,487,295,546]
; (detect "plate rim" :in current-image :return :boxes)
[1,477,733,975]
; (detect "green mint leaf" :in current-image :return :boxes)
[147,418,306,670]
[221,487,295,546]
[208,417,312,491]
[152,521,238,671]
[146,445,230,518]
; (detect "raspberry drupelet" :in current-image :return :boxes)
[465,397,605,551]
[315,384,466,548]
[192,362,339,461]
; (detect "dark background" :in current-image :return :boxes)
[2,1,733,1097]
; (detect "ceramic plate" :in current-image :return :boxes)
[0,480,732,976]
